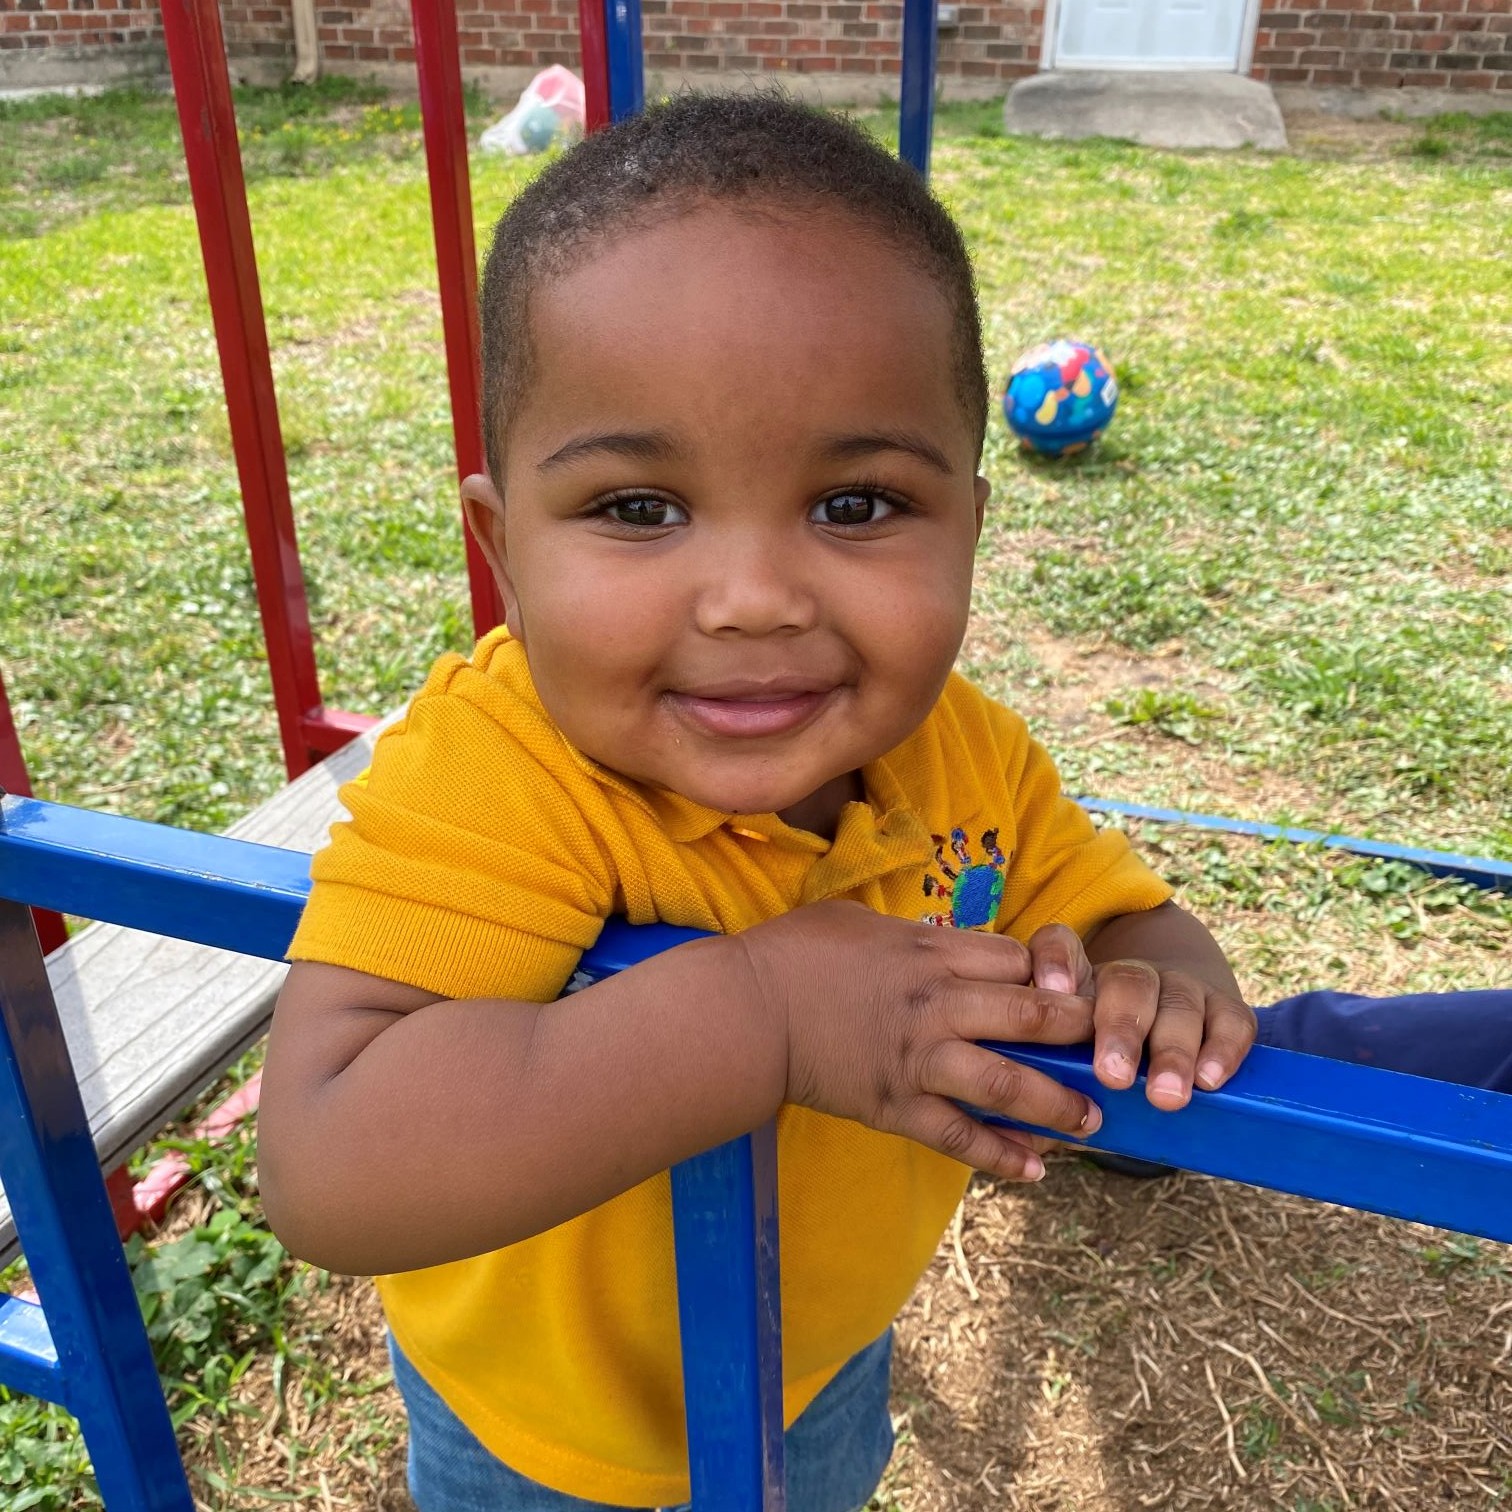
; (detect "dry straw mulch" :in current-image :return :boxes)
[887,1164,1512,1510]
[180,1157,1512,1510]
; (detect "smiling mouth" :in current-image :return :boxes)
[664,685,837,739]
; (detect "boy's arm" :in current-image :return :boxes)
[259,902,1105,1277]
[1026,901,1256,1113]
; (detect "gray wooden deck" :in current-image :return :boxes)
[0,720,394,1267]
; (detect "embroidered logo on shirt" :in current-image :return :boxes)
[921,827,1006,929]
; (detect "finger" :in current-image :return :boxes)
[897,1094,1053,1182]
[1091,960,1161,1089]
[915,924,1032,985]
[1195,992,1258,1090]
[1027,923,1092,997]
[942,982,1095,1046]
[918,1039,1102,1139]
[1144,972,1209,1110]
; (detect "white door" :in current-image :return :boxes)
[1052,0,1250,69]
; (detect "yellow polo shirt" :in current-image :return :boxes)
[289,628,1171,1505]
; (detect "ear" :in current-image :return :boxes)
[972,475,990,540]
[460,473,524,641]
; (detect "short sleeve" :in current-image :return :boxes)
[288,656,616,1003]
[990,707,1172,942]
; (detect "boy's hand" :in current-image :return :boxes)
[735,901,1103,1183]
[1026,921,1256,1111]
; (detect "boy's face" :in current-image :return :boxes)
[464,202,988,834]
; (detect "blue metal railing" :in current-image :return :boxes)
[597,0,938,176]
[0,892,190,1511]
[5,792,1512,1507]
[604,0,645,123]
[899,0,939,176]
[1077,797,1512,895]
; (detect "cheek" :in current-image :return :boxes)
[513,552,679,684]
[872,555,974,653]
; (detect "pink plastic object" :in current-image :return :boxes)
[528,64,586,130]
[129,1072,264,1224]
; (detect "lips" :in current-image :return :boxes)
[664,680,838,739]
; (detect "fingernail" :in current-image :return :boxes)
[1196,1059,1225,1090]
[1150,1071,1186,1104]
[1043,967,1073,995]
[1079,1103,1102,1137]
[1022,1154,1045,1181]
[1102,1053,1132,1084]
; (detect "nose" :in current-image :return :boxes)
[691,526,820,638]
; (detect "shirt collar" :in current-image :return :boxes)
[510,635,940,872]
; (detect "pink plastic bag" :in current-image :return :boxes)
[479,66,586,156]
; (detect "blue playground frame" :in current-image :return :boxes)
[4,793,1512,1510]
[3,4,1511,1510]
[597,0,940,173]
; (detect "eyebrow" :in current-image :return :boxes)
[816,429,955,476]
[536,426,955,477]
[537,429,683,473]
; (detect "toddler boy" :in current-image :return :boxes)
[259,93,1504,1512]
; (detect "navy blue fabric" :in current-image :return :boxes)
[390,1328,893,1512]
[1256,990,1512,1093]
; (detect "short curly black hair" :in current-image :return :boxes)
[477,91,988,486]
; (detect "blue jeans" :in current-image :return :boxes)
[389,1328,894,1512]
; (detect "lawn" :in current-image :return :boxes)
[1,83,1510,1510]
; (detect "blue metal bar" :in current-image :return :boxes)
[980,1039,1512,1248]
[577,928,785,1511]
[898,0,938,176]
[0,1293,64,1404]
[0,793,310,961]
[585,916,709,969]
[1076,797,1512,895]
[0,899,193,1510]
[603,0,644,123]
[6,797,1512,1506]
[669,1129,786,1512]
[6,799,1512,1239]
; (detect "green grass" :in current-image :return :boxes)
[1406,110,1512,163]
[2,83,527,830]
[1,84,1510,1506]
[4,90,1508,849]
[0,77,490,239]
[932,126,1510,856]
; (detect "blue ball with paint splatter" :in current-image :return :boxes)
[1003,339,1118,457]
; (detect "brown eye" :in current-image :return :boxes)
[812,492,896,527]
[606,497,685,528]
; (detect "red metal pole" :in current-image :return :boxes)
[411,0,506,639]
[158,0,372,777]
[0,668,70,955]
[579,0,612,133]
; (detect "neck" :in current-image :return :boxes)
[776,770,866,840]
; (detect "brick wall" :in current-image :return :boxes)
[636,0,1044,84]
[0,0,163,82]
[1250,0,1512,93]
[214,0,1045,88]
[4,0,1509,97]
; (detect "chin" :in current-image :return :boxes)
[680,775,816,818]
[701,790,803,818]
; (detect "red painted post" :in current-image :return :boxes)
[579,0,612,133]
[0,669,70,956]
[410,0,506,639]
[158,0,373,778]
